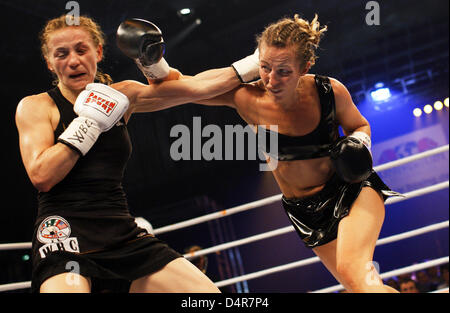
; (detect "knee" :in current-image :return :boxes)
[336,260,379,292]
[336,260,359,288]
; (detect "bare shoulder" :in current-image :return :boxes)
[16,92,54,125]
[17,92,53,115]
[328,77,350,96]
[241,80,266,96]
[232,80,266,109]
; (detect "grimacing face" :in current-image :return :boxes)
[258,43,308,101]
[45,27,102,92]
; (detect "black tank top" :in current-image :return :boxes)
[37,87,132,215]
[258,75,339,161]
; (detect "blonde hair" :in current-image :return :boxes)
[257,14,327,69]
[39,14,112,85]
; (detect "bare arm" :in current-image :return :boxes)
[112,67,240,117]
[15,94,80,192]
[332,78,371,137]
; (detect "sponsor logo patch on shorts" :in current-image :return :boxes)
[37,216,80,258]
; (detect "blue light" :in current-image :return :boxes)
[371,83,391,102]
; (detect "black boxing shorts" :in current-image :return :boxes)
[281,170,402,248]
[31,207,182,293]
[31,233,182,293]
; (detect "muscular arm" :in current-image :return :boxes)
[332,78,371,137]
[112,67,241,117]
[15,95,79,192]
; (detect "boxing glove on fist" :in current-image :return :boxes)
[330,131,373,184]
[117,18,169,79]
[232,49,260,83]
[58,83,129,156]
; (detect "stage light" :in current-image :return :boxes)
[370,82,391,102]
[444,97,449,107]
[434,101,443,111]
[423,104,433,114]
[179,8,192,15]
[413,108,422,117]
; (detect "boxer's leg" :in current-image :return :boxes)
[313,187,399,293]
[40,273,91,293]
[129,257,220,293]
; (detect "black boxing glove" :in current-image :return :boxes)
[330,132,373,184]
[116,18,169,79]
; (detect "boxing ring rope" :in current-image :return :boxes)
[0,282,31,293]
[1,144,448,250]
[312,256,449,293]
[153,144,449,235]
[185,213,448,261]
[0,145,448,292]
[212,222,449,288]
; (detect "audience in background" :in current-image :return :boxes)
[437,264,449,290]
[399,278,420,293]
[382,263,449,293]
[385,278,400,291]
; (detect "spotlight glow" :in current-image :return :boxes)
[413,108,422,117]
[444,97,449,107]
[434,101,443,111]
[179,8,191,15]
[370,85,391,102]
[423,104,433,114]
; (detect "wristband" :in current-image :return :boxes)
[57,117,102,156]
[350,131,371,151]
[231,49,260,83]
[135,57,169,79]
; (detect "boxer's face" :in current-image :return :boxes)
[45,27,102,92]
[259,43,304,101]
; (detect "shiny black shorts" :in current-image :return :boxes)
[282,170,401,248]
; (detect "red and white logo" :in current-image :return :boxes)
[37,216,80,258]
[37,216,72,244]
[84,91,117,116]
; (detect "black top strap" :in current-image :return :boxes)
[47,87,77,139]
[314,75,339,142]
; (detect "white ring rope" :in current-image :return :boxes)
[182,182,448,258]
[0,281,31,293]
[312,256,449,293]
[385,181,449,205]
[212,221,448,288]
[154,194,282,235]
[430,287,449,293]
[0,242,31,251]
[155,144,449,235]
[185,220,448,260]
[0,145,447,291]
[373,144,448,172]
[1,180,447,253]
[1,144,447,251]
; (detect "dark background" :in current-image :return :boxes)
[1,0,448,292]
